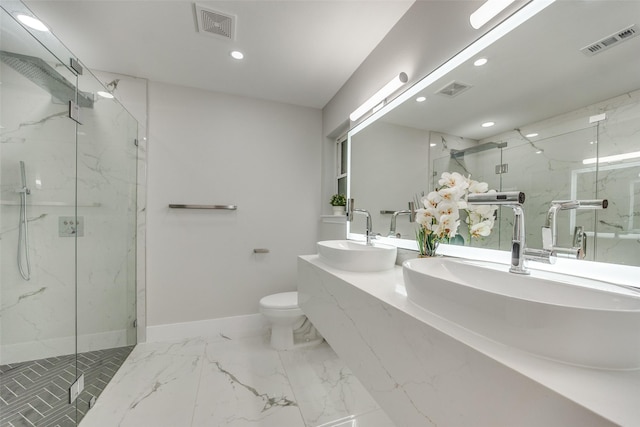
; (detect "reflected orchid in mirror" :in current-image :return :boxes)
[415,172,497,256]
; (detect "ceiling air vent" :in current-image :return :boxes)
[194,4,236,41]
[436,81,472,98]
[580,24,638,56]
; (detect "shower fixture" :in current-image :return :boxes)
[0,50,94,108]
[17,161,32,281]
[449,141,506,159]
[97,79,119,98]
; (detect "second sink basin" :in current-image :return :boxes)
[317,240,397,272]
[402,257,640,369]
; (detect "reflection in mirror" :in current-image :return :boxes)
[347,0,640,266]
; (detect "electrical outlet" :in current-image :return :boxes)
[59,216,84,237]
[69,374,84,404]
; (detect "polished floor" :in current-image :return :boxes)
[79,334,396,427]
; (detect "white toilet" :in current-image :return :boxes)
[259,291,322,350]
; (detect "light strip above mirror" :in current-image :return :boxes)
[350,72,408,122]
[349,0,556,137]
[470,0,517,30]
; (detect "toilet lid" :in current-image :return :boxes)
[260,292,299,309]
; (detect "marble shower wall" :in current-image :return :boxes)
[0,53,138,364]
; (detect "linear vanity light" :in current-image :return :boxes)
[349,0,555,136]
[470,0,517,30]
[349,72,408,122]
[583,151,640,165]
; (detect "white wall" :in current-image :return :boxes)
[146,82,322,327]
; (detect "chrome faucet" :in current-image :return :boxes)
[347,198,375,245]
[543,199,607,259]
[387,202,416,238]
[468,191,554,274]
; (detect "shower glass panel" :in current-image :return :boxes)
[0,7,79,425]
[74,68,138,418]
[0,2,137,425]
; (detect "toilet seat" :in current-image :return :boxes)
[259,291,299,310]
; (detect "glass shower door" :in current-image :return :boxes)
[74,68,138,420]
[1,6,79,425]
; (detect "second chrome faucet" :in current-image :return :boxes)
[543,199,608,259]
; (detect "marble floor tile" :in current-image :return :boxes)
[79,338,206,427]
[279,342,389,427]
[191,335,305,426]
[78,334,396,427]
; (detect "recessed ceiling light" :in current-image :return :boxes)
[481,121,495,128]
[230,50,244,60]
[97,91,114,99]
[430,143,437,147]
[535,150,543,154]
[17,14,49,32]
[525,132,539,138]
[416,96,427,103]
[473,58,488,67]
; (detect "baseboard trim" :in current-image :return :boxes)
[146,313,268,343]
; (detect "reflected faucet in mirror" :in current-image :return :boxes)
[543,199,608,259]
[387,202,416,238]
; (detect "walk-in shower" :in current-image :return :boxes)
[1,3,138,425]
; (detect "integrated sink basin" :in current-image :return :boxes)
[402,257,640,370]
[317,240,397,272]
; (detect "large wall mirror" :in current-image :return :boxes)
[347,1,640,267]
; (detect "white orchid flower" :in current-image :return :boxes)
[470,220,494,238]
[438,186,463,203]
[416,208,436,230]
[436,201,460,219]
[468,180,489,194]
[423,191,441,209]
[435,214,460,238]
[438,172,469,190]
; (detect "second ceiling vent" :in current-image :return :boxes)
[194,4,236,41]
[580,24,638,56]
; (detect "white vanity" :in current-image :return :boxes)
[298,245,640,426]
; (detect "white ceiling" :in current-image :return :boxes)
[24,0,415,109]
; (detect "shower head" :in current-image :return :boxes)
[449,141,507,159]
[0,50,93,108]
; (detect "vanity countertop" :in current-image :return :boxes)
[300,254,640,426]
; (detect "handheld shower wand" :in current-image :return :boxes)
[17,161,31,280]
